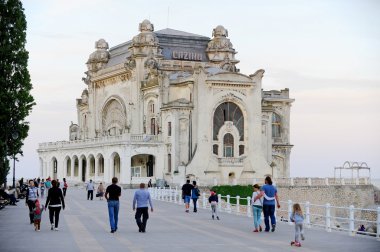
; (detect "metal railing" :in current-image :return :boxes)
[148,187,380,240]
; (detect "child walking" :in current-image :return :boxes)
[208,191,220,220]
[290,203,305,247]
[33,200,44,231]
[251,184,263,232]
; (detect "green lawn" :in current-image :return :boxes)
[211,185,254,205]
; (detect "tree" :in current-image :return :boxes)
[0,0,35,186]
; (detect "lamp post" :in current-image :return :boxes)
[12,131,19,188]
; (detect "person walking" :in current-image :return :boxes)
[97,182,105,200]
[251,184,263,232]
[191,181,200,212]
[290,203,305,247]
[45,178,51,191]
[105,177,121,233]
[45,180,65,231]
[255,176,280,232]
[181,179,193,213]
[26,179,39,224]
[33,200,44,231]
[133,183,153,233]
[86,179,95,200]
[40,179,45,198]
[208,190,219,220]
[147,179,152,188]
[62,178,68,197]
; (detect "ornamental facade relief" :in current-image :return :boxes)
[101,99,127,136]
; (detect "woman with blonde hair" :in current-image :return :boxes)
[290,203,305,247]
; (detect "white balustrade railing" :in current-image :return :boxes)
[38,133,162,149]
[195,177,371,186]
[148,187,380,240]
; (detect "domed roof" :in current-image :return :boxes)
[212,25,228,38]
[95,39,109,50]
[139,19,154,32]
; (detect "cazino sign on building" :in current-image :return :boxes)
[172,51,203,61]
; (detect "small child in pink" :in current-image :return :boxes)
[33,200,44,231]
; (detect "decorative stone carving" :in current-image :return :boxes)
[142,56,159,88]
[81,89,89,104]
[221,92,243,102]
[102,99,126,136]
[130,20,160,56]
[69,122,80,141]
[86,39,110,72]
[124,57,136,71]
[206,25,239,67]
[225,121,233,132]
[82,72,91,85]
[221,56,239,72]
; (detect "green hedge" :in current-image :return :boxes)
[211,185,254,205]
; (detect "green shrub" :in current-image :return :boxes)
[211,185,253,205]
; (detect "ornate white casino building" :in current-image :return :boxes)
[37,20,294,186]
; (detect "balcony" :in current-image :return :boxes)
[38,134,162,151]
[217,157,245,166]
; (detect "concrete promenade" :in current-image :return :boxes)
[0,188,378,252]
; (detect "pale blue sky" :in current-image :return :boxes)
[12,0,380,180]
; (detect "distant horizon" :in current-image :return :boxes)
[6,0,379,181]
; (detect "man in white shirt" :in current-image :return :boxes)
[86,179,95,200]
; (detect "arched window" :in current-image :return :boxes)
[213,144,218,155]
[272,113,282,138]
[147,100,156,135]
[168,154,171,173]
[98,155,104,175]
[213,102,244,140]
[66,158,71,176]
[239,145,244,156]
[74,157,79,176]
[223,133,234,157]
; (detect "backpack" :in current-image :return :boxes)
[193,188,200,197]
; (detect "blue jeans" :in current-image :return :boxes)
[263,204,276,231]
[252,205,262,229]
[184,196,191,204]
[108,200,119,231]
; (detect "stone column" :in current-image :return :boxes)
[119,153,125,184]
[85,157,90,181]
[42,161,46,178]
[62,158,66,179]
[106,156,113,183]
[125,147,132,186]
[78,157,83,182]
[94,156,99,182]
[71,159,74,180]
